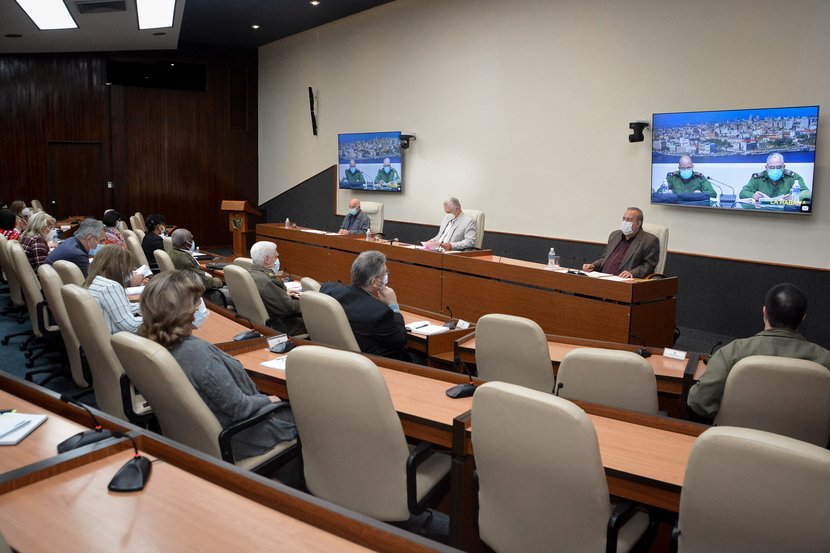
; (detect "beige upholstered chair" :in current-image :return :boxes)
[556,348,659,414]
[134,228,145,243]
[154,249,176,273]
[125,233,149,268]
[714,355,830,446]
[38,265,89,388]
[223,264,269,326]
[360,201,384,235]
[641,222,669,275]
[0,235,26,323]
[162,235,173,253]
[129,214,143,233]
[298,291,359,352]
[676,426,830,553]
[120,228,136,242]
[286,345,450,520]
[111,331,296,473]
[52,260,84,286]
[31,199,44,212]
[472,382,650,553]
[61,284,151,424]
[464,208,485,249]
[299,276,321,292]
[232,257,254,270]
[475,314,554,393]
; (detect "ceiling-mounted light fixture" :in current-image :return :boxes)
[310,1,320,5]
[136,0,176,30]
[15,0,77,30]
[251,24,260,29]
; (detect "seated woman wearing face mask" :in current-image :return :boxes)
[84,245,145,334]
[139,271,297,461]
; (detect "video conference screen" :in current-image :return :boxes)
[338,131,403,192]
[651,105,819,215]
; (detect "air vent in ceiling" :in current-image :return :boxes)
[76,1,127,15]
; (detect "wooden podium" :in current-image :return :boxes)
[220,200,261,257]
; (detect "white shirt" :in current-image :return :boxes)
[87,275,142,334]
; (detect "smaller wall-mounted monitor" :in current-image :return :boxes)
[651,105,819,215]
[338,131,403,192]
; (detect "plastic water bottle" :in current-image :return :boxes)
[659,179,669,194]
[548,247,557,268]
[791,182,801,201]
[190,240,197,253]
[365,228,372,242]
[285,217,290,228]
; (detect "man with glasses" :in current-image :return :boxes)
[46,218,106,277]
[666,154,716,198]
[582,207,659,279]
[320,250,409,360]
[740,152,809,204]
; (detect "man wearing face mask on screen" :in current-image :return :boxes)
[342,159,366,188]
[373,157,401,189]
[582,207,659,279]
[666,154,716,198]
[247,241,306,336]
[740,152,809,205]
[320,250,409,361]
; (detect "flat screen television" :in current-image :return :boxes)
[338,131,403,192]
[651,105,819,214]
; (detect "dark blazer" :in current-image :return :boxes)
[141,232,164,268]
[591,229,660,278]
[46,236,90,276]
[320,282,408,360]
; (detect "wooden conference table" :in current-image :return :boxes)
[256,223,679,346]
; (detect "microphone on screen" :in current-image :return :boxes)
[56,394,113,453]
[629,334,652,358]
[446,354,476,399]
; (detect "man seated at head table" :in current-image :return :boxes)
[423,196,477,252]
[341,159,367,188]
[320,250,410,362]
[666,154,716,198]
[740,152,809,204]
[169,228,223,291]
[374,157,401,188]
[687,283,830,421]
[139,270,297,461]
[338,198,371,235]
[247,241,306,337]
[46,218,106,277]
[582,207,659,278]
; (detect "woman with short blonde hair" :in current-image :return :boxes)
[20,211,56,271]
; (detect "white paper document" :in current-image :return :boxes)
[300,229,327,234]
[125,285,145,296]
[410,324,450,336]
[585,271,612,278]
[0,413,48,446]
[405,321,431,331]
[260,357,287,370]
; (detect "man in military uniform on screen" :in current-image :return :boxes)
[666,155,716,198]
[374,158,401,189]
[740,152,809,204]
[341,159,366,188]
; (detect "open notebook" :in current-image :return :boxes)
[0,413,48,446]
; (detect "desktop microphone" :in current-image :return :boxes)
[56,394,113,453]
[629,334,652,358]
[498,249,508,263]
[443,305,458,329]
[446,354,476,398]
[107,430,152,492]
[706,175,737,206]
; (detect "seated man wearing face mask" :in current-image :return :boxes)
[582,207,659,279]
[341,159,366,189]
[46,218,106,277]
[373,157,401,189]
[247,241,306,336]
[320,250,409,361]
[338,198,371,235]
[666,154,716,198]
[740,152,809,206]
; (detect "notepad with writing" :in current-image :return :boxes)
[410,324,450,336]
[0,413,48,446]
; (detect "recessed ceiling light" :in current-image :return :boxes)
[251,24,260,30]
[310,1,320,5]
[15,0,78,30]
[136,0,176,30]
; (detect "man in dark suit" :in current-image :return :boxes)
[582,207,659,278]
[320,250,408,361]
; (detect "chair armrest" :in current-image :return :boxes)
[606,501,640,553]
[218,401,291,463]
[406,441,447,514]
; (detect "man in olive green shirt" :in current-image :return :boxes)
[342,159,366,188]
[739,152,809,205]
[666,155,716,198]
[687,283,830,420]
[374,157,400,188]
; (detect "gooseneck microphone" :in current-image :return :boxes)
[706,175,737,206]
[629,334,652,359]
[443,305,458,329]
[107,430,152,492]
[446,354,476,399]
[56,394,113,453]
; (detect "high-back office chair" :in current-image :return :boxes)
[675,426,830,553]
[111,332,296,473]
[641,222,669,275]
[134,212,147,232]
[223,264,269,326]
[464,209,485,249]
[298,291,359,352]
[714,355,830,446]
[61,284,151,424]
[556,348,659,414]
[472,382,651,553]
[52,260,84,286]
[286,345,451,521]
[0,235,26,323]
[31,199,44,212]
[38,265,89,388]
[300,277,321,292]
[154,249,176,273]
[232,257,253,270]
[125,234,149,269]
[163,235,173,253]
[360,201,384,235]
[134,228,146,243]
[121,227,136,243]
[129,214,143,233]
[475,314,554,393]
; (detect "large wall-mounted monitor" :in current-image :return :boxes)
[338,131,403,192]
[651,105,819,215]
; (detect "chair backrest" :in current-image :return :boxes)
[286,345,412,520]
[129,214,142,233]
[133,212,147,232]
[61,284,129,420]
[116,220,128,232]
[223,264,269,326]
[154,249,176,273]
[300,276,321,292]
[232,257,253,270]
[125,233,149,268]
[299,291,359,351]
[111,332,223,458]
[557,348,659,414]
[134,228,145,243]
[464,209,485,249]
[360,201,384,235]
[0,235,24,307]
[8,241,52,338]
[52,260,85,286]
[162,235,173,253]
[31,199,44,212]
[641,222,668,274]
[38,265,88,387]
[121,228,136,243]
[714,355,830,446]
[677,426,830,553]
[472,381,613,553]
[475,314,555,393]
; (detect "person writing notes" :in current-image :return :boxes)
[423,197,477,252]
[582,207,659,278]
[740,152,808,204]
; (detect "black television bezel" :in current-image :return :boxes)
[337,130,404,193]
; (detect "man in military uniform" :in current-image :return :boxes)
[666,155,716,198]
[740,152,809,204]
[341,159,366,188]
[374,157,400,188]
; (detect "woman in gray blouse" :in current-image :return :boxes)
[139,270,296,460]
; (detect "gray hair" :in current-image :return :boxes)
[171,228,193,249]
[444,197,461,211]
[250,241,277,266]
[75,218,105,239]
[766,152,784,165]
[351,250,386,288]
[625,207,644,223]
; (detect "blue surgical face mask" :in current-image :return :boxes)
[273,257,280,273]
[193,299,209,328]
[767,168,783,181]
[383,166,391,174]
[679,169,693,180]
[89,243,102,256]
[350,167,356,174]
[349,208,358,216]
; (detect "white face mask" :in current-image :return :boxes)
[192,299,209,328]
[376,273,388,289]
[273,257,280,273]
[621,220,635,236]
